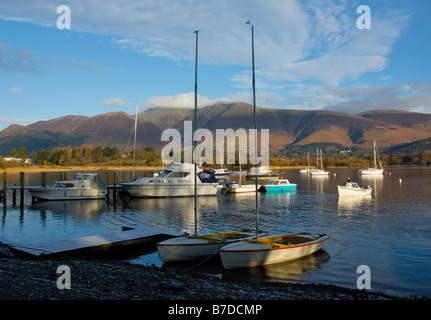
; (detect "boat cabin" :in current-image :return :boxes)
[267,179,292,185]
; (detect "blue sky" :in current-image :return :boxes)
[1,0,430,131]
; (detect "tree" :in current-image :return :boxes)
[18,146,27,161]
[10,148,17,157]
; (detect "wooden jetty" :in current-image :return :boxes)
[10,226,185,258]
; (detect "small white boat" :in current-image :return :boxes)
[29,173,107,201]
[337,181,372,196]
[246,166,278,179]
[121,162,219,197]
[225,182,258,194]
[309,149,329,176]
[359,141,384,175]
[258,179,297,193]
[157,230,267,263]
[309,169,329,176]
[219,233,330,269]
[213,167,230,176]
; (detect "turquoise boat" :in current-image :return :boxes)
[258,179,297,193]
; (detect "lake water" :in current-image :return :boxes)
[1,167,430,298]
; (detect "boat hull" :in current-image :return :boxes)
[258,185,296,193]
[219,234,330,270]
[225,184,258,194]
[337,186,372,196]
[122,182,218,197]
[29,188,107,201]
[157,231,265,262]
[358,169,384,175]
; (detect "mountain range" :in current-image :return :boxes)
[1,103,431,156]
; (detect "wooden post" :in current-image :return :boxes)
[113,172,117,202]
[41,172,46,187]
[2,172,6,207]
[20,172,25,208]
[12,189,17,206]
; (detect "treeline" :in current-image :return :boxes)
[269,151,431,167]
[31,145,163,167]
[1,145,431,169]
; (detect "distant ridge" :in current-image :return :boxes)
[1,103,431,155]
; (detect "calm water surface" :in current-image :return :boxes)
[1,167,430,298]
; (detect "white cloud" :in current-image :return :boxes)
[102,97,126,107]
[0,1,409,84]
[10,87,23,94]
[281,82,431,114]
[144,92,231,110]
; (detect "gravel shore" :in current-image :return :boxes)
[0,242,405,301]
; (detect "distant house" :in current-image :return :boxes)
[3,157,32,164]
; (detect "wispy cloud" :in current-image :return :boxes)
[143,93,231,110]
[0,42,48,74]
[9,86,23,94]
[102,97,126,107]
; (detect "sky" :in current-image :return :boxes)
[0,0,430,131]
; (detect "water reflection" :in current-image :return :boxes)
[31,199,107,216]
[337,195,372,216]
[223,250,330,282]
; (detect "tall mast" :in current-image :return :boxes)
[194,30,198,236]
[132,103,138,180]
[246,21,258,239]
[373,140,376,169]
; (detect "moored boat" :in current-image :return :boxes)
[29,173,107,201]
[258,179,297,193]
[246,166,278,179]
[337,181,372,196]
[121,162,219,197]
[213,167,230,176]
[219,233,330,269]
[359,141,384,175]
[157,230,267,263]
[225,182,258,194]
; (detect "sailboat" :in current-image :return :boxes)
[219,22,329,270]
[309,149,329,176]
[156,31,264,263]
[299,151,311,173]
[358,141,384,175]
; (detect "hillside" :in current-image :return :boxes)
[1,103,431,156]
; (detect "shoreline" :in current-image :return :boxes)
[0,242,418,301]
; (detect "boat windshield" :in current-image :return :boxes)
[165,171,190,178]
[51,182,75,188]
[267,180,278,185]
[156,170,172,178]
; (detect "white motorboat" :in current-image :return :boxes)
[246,166,278,179]
[258,179,297,193]
[337,181,372,196]
[359,141,384,175]
[29,173,107,201]
[219,22,329,270]
[121,162,219,197]
[213,167,230,176]
[219,233,330,269]
[225,182,258,194]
